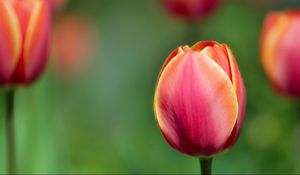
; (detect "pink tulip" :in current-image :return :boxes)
[0,0,51,86]
[162,0,220,21]
[261,11,300,96]
[154,41,246,157]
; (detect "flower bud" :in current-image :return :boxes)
[0,0,51,86]
[261,11,300,96]
[154,41,246,157]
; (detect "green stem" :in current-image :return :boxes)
[5,90,16,174]
[199,158,213,175]
[295,102,300,172]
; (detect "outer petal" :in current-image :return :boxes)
[12,0,51,84]
[200,45,231,80]
[221,45,246,149]
[276,15,300,95]
[261,12,290,93]
[0,1,21,84]
[12,0,35,36]
[192,41,232,81]
[154,51,238,157]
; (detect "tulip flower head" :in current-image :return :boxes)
[154,41,246,157]
[0,0,51,86]
[162,0,220,21]
[261,11,300,96]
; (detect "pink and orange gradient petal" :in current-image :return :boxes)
[157,47,185,80]
[261,12,290,92]
[0,1,21,84]
[154,51,238,156]
[221,44,246,149]
[276,16,300,95]
[200,45,231,80]
[23,0,51,83]
[12,0,35,35]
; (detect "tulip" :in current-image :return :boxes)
[0,0,51,173]
[154,41,246,173]
[0,0,51,86]
[261,11,300,96]
[161,0,220,21]
[52,14,98,80]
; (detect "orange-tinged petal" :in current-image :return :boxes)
[23,0,51,83]
[221,44,246,149]
[200,45,232,80]
[261,12,290,92]
[192,40,216,51]
[12,0,35,35]
[0,0,21,84]
[154,51,238,157]
[158,47,185,79]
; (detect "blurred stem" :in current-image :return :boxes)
[199,158,213,175]
[184,22,199,45]
[296,102,300,172]
[5,90,16,174]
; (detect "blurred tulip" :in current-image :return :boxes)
[0,0,51,86]
[154,41,246,157]
[162,0,220,21]
[52,14,98,80]
[261,11,300,96]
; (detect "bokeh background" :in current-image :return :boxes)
[1,0,300,173]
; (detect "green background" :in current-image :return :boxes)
[1,0,300,173]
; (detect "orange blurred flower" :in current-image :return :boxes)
[261,11,300,96]
[52,14,98,80]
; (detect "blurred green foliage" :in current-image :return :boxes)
[1,0,300,173]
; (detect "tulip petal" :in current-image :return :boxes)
[0,1,21,84]
[221,45,246,149]
[277,17,300,95]
[192,41,232,81]
[154,51,238,156]
[200,45,232,81]
[12,0,35,36]
[23,0,51,83]
[261,12,290,92]
[158,47,185,79]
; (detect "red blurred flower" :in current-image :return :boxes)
[154,41,246,157]
[52,14,98,80]
[0,0,51,86]
[162,0,220,21]
[261,11,300,96]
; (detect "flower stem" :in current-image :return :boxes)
[5,90,16,174]
[295,102,300,172]
[199,158,213,175]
